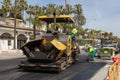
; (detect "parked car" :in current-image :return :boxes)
[110,44,119,54]
[116,44,120,53]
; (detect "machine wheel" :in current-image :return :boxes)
[60,61,67,71]
[71,47,80,61]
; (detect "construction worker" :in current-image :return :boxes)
[87,45,97,61]
[70,28,78,39]
[70,27,78,49]
[86,45,93,62]
[91,47,97,60]
[88,46,93,53]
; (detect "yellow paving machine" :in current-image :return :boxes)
[19,15,80,72]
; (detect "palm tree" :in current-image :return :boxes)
[1,0,11,17]
[95,30,102,39]
[5,0,27,20]
[56,5,64,15]
[64,4,73,15]
[26,5,48,39]
[108,32,113,40]
[0,9,4,17]
[46,4,57,16]
[76,25,83,38]
[36,6,43,16]
[26,5,43,39]
[18,0,27,20]
[88,29,95,39]
[73,4,86,26]
[26,5,35,26]
[103,32,109,39]
[41,6,47,15]
[84,28,89,38]
[72,4,86,42]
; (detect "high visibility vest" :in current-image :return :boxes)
[88,46,93,53]
[89,48,93,53]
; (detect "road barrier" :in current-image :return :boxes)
[106,55,120,80]
[112,56,120,63]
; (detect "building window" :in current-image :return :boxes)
[8,40,11,46]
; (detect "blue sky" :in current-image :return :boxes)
[0,0,120,37]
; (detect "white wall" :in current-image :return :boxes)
[0,40,14,50]
[0,28,28,51]
[0,27,42,51]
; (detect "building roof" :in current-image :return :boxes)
[0,17,44,32]
[0,24,44,32]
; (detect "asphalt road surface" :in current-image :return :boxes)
[0,53,112,80]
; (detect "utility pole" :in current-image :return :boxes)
[65,0,67,9]
[14,0,17,49]
[65,0,67,14]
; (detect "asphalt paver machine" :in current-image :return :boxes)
[19,15,80,72]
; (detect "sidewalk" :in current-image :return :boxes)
[0,50,25,60]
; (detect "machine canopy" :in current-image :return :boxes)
[38,15,74,23]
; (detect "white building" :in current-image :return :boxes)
[0,17,42,51]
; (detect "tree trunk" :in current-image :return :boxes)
[33,24,36,40]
